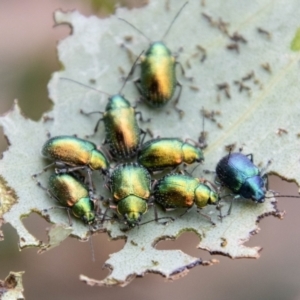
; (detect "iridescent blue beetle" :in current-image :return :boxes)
[216,151,300,215]
[216,152,266,203]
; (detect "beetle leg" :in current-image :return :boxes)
[176,61,193,81]
[152,205,174,225]
[134,78,145,105]
[227,195,240,215]
[80,109,104,137]
[32,162,59,179]
[173,80,184,119]
[139,128,149,145]
[245,153,254,162]
[196,209,216,225]
[260,159,272,177]
[135,111,151,123]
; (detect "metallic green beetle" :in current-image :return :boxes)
[119,2,188,116]
[38,135,109,195]
[48,173,96,224]
[153,173,219,224]
[62,54,147,160]
[41,135,109,173]
[108,163,152,227]
[138,41,179,108]
[138,137,204,171]
[101,95,146,159]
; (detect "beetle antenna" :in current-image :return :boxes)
[118,18,151,43]
[161,2,188,41]
[138,216,174,226]
[265,194,300,199]
[226,148,232,164]
[60,77,111,97]
[88,225,96,262]
[190,163,201,175]
[118,50,144,94]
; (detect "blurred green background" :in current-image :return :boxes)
[1,1,300,299]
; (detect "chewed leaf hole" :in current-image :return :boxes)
[155,230,214,259]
